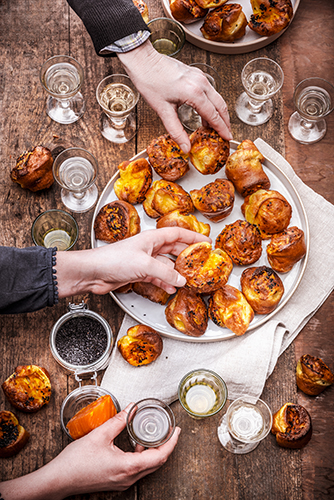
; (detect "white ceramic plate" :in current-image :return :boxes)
[91,140,309,342]
[161,0,300,54]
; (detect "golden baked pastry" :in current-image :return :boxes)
[175,241,233,294]
[240,265,284,314]
[296,354,334,396]
[267,226,307,273]
[271,403,312,449]
[249,0,293,37]
[215,219,262,265]
[117,324,163,366]
[225,140,270,197]
[189,126,230,175]
[114,158,152,204]
[133,0,149,23]
[241,189,292,239]
[147,134,189,181]
[208,285,254,336]
[132,281,171,305]
[94,200,140,243]
[196,0,228,8]
[0,410,30,458]
[143,179,194,219]
[190,179,235,222]
[156,209,211,236]
[2,365,51,413]
[114,283,133,293]
[11,145,54,192]
[200,3,248,42]
[165,288,208,337]
[170,0,208,24]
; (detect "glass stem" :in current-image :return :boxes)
[109,115,128,130]
[300,118,315,130]
[248,98,265,114]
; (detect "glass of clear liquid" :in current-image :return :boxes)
[178,63,221,132]
[52,148,98,213]
[147,18,185,58]
[217,396,272,454]
[96,74,140,144]
[31,209,78,251]
[235,57,284,126]
[126,398,175,448]
[288,77,334,144]
[178,369,228,419]
[40,55,85,124]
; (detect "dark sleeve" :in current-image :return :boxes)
[0,246,58,315]
[67,0,148,56]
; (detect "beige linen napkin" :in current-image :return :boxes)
[102,139,334,409]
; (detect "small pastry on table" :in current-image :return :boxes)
[94,200,141,243]
[147,134,189,182]
[143,179,194,218]
[271,402,312,449]
[165,288,208,337]
[200,3,248,42]
[156,209,211,236]
[190,178,235,222]
[170,0,208,24]
[215,219,262,265]
[266,226,307,273]
[11,145,54,192]
[296,354,334,396]
[225,139,270,197]
[189,126,230,175]
[0,411,30,457]
[114,158,152,204]
[240,265,284,314]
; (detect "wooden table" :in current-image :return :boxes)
[1,1,333,498]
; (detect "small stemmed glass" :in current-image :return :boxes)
[40,55,85,124]
[235,57,284,126]
[96,74,140,144]
[288,77,334,144]
[178,63,221,132]
[217,396,272,454]
[52,148,98,213]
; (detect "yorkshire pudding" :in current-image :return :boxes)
[190,178,235,222]
[147,134,189,181]
[11,145,54,192]
[240,265,284,314]
[117,324,163,366]
[170,0,207,24]
[200,3,248,42]
[267,226,307,273]
[114,158,152,204]
[165,288,208,337]
[215,219,262,265]
[94,200,141,243]
[143,179,194,218]
[296,354,334,396]
[132,281,171,305]
[249,0,293,37]
[189,126,230,175]
[0,411,30,458]
[225,139,270,197]
[156,209,211,236]
[271,402,312,449]
[133,0,149,23]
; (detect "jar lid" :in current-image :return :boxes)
[50,301,113,375]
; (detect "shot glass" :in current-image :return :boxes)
[126,398,175,448]
[178,369,228,419]
[31,209,78,251]
[147,17,185,57]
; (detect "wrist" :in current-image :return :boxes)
[118,39,163,73]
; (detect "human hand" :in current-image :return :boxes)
[118,40,232,153]
[56,227,211,298]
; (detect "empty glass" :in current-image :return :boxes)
[178,63,221,131]
[217,396,272,454]
[52,147,98,213]
[96,74,140,144]
[235,57,284,126]
[40,55,85,124]
[147,17,185,57]
[288,77,334,144]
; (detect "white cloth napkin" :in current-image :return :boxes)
[102,139,334,409]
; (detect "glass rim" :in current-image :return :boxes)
[31,208,79,250]
[293,77,334,118]
[226,396,273,443]
[52,147,98,191]
[40,54,84,97]
[126,397,176,448]
[96,73,140,115]
[178,368,228,418]
[241,57,284,99]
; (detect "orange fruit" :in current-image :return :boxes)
[66,395,117,440]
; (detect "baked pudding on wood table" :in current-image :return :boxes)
[296,354,334,396]
[271,402,312,449]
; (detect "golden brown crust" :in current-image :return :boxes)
[165,288,208,337]
[241,189,292,239]
[190,179,235,222]
[267,226,307,273]
[2,365,51,413]
[156,209,211,236]
[132,0,149,23]
[225,139,270,197]
[170,0,207,24]
[208,285,254,335]
[94,200,140,243]
[240,265,284,314]
[143,179,194,219]
[196,0,228,8]
[271,403,312,449]
[11,146,54,192]
[215,219,262,265]
[117,324,163,366]
[200,3,248,42]
[0,411,30,458]
[175,241,233,294]
[249,0,293,37]
[114,158,152,204]
[147,134,189,181]
[296,354,334,396]
[132,281,171,305]
[114,283,133,293]
[189,127,230,175]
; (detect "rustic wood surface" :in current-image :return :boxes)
[0,0,333,499]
